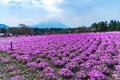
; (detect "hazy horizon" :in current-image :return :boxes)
[0,0,120,28]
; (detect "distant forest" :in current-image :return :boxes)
[1,20,120,35]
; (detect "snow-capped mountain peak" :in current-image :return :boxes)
[30,19,70,28]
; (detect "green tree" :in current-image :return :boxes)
[108,20,117,31]
[91,23,98,32]
[0,28,7,34]
[116,21,120,31]
[97,21,107,32]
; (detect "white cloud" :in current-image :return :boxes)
[0,0,27,4]
[33,0,63,19]
[0,0,63,13]
[0,0,30,7]
[32,0,63,16]
[14,0,26,3]
[0,0,11,4]
[0,0,63,18]
[41,0,62,6]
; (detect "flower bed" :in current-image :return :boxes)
[0,33,120,79]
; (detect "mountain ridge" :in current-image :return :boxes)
[0,24,9,29]
[30,19,70,28]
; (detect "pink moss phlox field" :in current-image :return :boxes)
[1,32,120,79]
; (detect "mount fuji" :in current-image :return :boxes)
[30,19,70,28]
[0,24,9,29]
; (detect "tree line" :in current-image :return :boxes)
[0,20,120,35]
[91,20,120,32]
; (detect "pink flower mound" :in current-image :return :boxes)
[53,60,64,66]
[89,70,106,80]
[1,57,10,63]
[37,62,49,69]
[115,65,120,72]
[59,68,73,77]
[66,61,79,69]
[10,75,22,80]
[43,67,56,79]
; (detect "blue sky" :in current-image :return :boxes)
[0,0,120,27]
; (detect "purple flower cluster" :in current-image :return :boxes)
[89,70,106,80]
[27,62,37,71]
[10,75,22,80]
[53,60,64,66]
[76,70,88,79]
[43,67,56,79]
[59,68,73,77]
[66,61,79,69]
[1,57,10,63]
[115,65,120,72]
[37,62,49,69]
